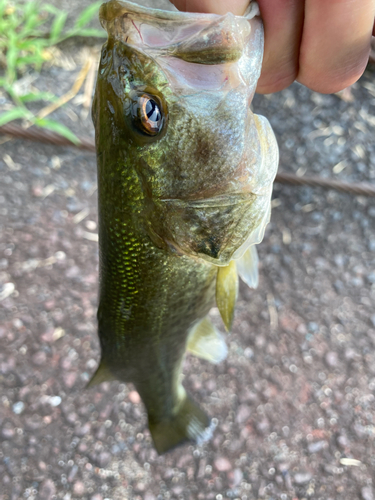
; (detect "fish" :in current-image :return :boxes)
[90,0,278,454]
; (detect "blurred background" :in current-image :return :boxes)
[1,1,375,499]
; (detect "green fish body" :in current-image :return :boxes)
[91,0,278,453]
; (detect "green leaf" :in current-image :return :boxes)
[23,1,39,20]
[0,107,33,126]
[19,92,57,103]
[5,45,19,83]
[23,12,40,33]
[4,9,21,33]
[0,0,7,17]
[74,27,106,38]
[34,118,80,145]
[43,4,60,15]
[74,1,102,29]
[50,11,67,43]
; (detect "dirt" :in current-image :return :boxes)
[1,2,375,499]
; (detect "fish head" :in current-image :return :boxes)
[94,0,278,265]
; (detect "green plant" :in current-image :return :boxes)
[0,0,105,142]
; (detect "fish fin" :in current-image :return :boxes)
[187,317,228,364]
[86,359,116,388]
[237,245,259,289]
[216,260,238,331]
[149,395,212,455]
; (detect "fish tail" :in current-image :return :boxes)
[148,396,212,454]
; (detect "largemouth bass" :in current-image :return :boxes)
[90,0,278,454]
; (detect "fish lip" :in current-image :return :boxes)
[100,0,253,23]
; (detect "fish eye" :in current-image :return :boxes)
[136,94,163,136]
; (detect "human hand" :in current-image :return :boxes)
[170,0,375,94]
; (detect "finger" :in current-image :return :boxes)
[256,0,305,94]
[170,0,249,16]
[298,0,375,93]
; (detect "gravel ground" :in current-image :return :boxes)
[1,2,375,499]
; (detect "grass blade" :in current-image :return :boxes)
[50,11,68,44]
[74,1,102,29]
[0,107,33,126]
[75,28,106,38]
[19,92,57,103]
[34,118,80,144]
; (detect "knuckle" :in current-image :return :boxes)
[298,48,370,94]
[258,58,298,94]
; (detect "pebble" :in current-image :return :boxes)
[0,258,8,270]
[294,472,313,484]
[308,322,319,333]
[134,482,146,492]
[39,479,56,500]
[337,434,349,448]
[228,468,243,488]
[73,480,86,497]
[63,371,78,388]
[66,412,79,424]
[78,442,88,453]
[0,282,15,301]
[128,390,141,404]
[244,347,254,359]
[49,396,62,407]
[214,457,232,472]
[12,401,24,414]
[144,493,156,500]
[308,440,327,453]
[325,352,338,367]
[68,465,79,482]
[1,424,15,439]
[32,351,47,365]
[75,422,91,437]
[236,405,251,424]
[362,487,375,500]
[66,265,80,278]
[25,414,42,430]
[96,451,112,468]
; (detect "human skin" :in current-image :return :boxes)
[170,0,375,94]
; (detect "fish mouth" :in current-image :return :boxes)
[100,0,260,65]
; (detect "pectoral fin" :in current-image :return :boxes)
[216,260,238,331]
[187,317,228,364]
[237,245,259,289]
[86,359,116,388]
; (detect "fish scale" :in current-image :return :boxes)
[90,0,278,454]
